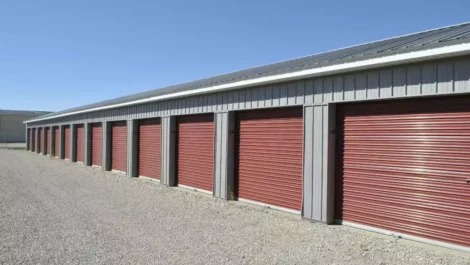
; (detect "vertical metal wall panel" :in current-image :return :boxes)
[296,81,305,105]
[103,122,111,170]
[48,126,53,156]
[313,79,323,103]
[333,76,343,102]
[71,124,77,162]
[45,127,50,155]
[33,128,37,152]
[36,128,43,154]
[160,116,176,186]
[455,58,470,92]
[213,112,235,199]
[355,73,367,100]
[305,80,314,104]
[26,128,30,151]
[303,104,333,222]
[59,126,65,159]
[407,65,422,95]
[54,127,59,157]
[367,71,379,99]
[437,61,454,93]
[84,123,91,166]
[323,78,333,102]
[422,63,437,94]
[379,69,392,98]
[64,126,71,159]
[302,107,314,219]
[127,120,138,177]
[393,67,407,96]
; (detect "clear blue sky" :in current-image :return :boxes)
[1,0,469,112]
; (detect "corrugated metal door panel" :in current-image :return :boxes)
[91,124,102,166]
[111,121,127,172]
[76,125,84,162]
[236,107,303,210]
[336,97,470,247]
[38,128,43,153]
[64,126,70,159]
[177,114,214,191]
[45,128,50,155]
[138,118,161,179]
[54,127,59,156]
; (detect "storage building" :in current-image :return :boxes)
[24,23,470,252]
[0,109,50,143]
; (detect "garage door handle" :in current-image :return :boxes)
[467,179,470,184]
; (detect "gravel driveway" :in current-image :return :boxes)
[0,150,469,265]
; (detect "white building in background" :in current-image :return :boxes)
[0,110,50,143]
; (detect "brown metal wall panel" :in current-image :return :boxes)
[138,118,161,179]
[91,123,102,166]
[76,124,84,162]
[111,121,127,172]
[45,128,50,155]
[177,114,214,191]
[64,126,70,159]
[38,128,43,153]
[236,107,303,210]
[336,96,470,247]
[54,127,59,156]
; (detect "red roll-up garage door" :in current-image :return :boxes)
[38,128,43,153]
[54,127,59,157]
[138,119,161,179]
[76,124,84,162]
[336,96,470,248]
[236,107,303,211]
[45,128,50,155]
[111,121,127,172]
[64,126,70,159]
[177,114,214,191]
[91,123,102,167]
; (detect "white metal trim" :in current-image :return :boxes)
[177,184,213,195]
[91,164,101,168]
[341,220,470,253]
[25,43,470,123]
[111,169,126,174]
[139,175,160,182]
[238,198,301,215]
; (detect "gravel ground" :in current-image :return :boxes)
[0,150,469,265]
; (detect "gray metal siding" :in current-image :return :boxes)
[84,123,91,165]
[303,105,330,222]
[27,56,470,129]
[71,124,76,162]
[127,120,138,177]
[213,112,235,199]
[59,125,65,159]
[103,122,111,170]
[160,116,176,186]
